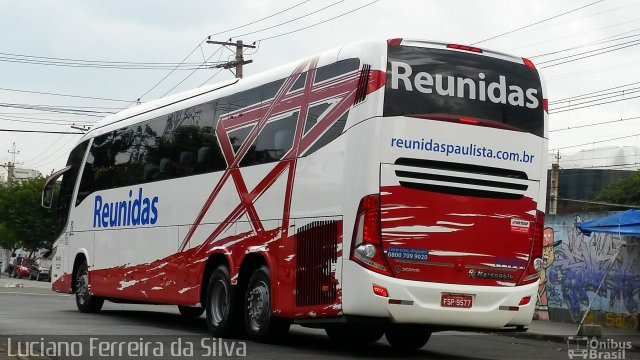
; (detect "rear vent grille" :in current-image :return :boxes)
[354,64,371,105]
[394,158,530,199]
[295,220,339,307]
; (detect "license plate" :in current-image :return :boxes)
[441,293,473,308]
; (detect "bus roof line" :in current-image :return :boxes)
[87,78,240,136]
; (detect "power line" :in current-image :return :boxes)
[540,40,640,69]
[549,87,640,111]
[551,133,640,151]
[471,0,605,45]
[257,0,381,42]
[548,93,640,114]
[0,129,83,134]
[209,0,314,37]
[0,116,93,127]
[126,38,209,108]
[231,0,345,39]
[0,86,135,103]
[550,81,640,104]
[539,38,640,66]
[550,115,640,133]
[161,46,227,97]
[530,29,640,59]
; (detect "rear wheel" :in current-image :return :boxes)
[244,265,290,342]
[385,326,431,351]
[325,326,384,344]
[75,261,104,313]
[205,265,242,337]
[178,305,205,317]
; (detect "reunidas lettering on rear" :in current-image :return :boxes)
[93,188,159,228]
[384,45,544,137]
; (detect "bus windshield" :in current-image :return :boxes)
[384,45,544,137]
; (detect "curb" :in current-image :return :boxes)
[498,331,640,353]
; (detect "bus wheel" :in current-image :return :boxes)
[205,265,240,337]
[326,326,384,344]
[244,265,290,342]
[75,261,104,313]
[178,305,204,317]
[385,326,431,351]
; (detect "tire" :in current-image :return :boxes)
[75,261,104,313]
[205,265,242,338]
[244,265,290,342]
[385,326,431,351]
[325,326,384,344]
[178,305,205,317]
[29,272,34,280]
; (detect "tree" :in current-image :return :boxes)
[594,171,640,209]
[0,178,58,255]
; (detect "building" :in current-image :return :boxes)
[13,167,41,181]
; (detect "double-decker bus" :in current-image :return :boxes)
[43,38,547,349]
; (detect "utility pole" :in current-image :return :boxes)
[5,142,20,184]
[206,39,256,79]
[549,150,561,215]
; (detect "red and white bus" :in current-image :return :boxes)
[43,38,547,349]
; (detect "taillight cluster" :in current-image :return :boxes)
[517,210,545,285]
[350,194,392,276]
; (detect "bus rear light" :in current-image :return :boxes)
[517,210,544,286]
[387,38,403,46]
[447,44,483,53]
[519,296,531,306]
[350,194,393,276]
[409,114,520,132]
[542,99,549,113]
[372,284,389,297]
[522,57,537,70]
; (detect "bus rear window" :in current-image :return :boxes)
[384,46,544,137]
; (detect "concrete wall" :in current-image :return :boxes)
[535,212,640,329]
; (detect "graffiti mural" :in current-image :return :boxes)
[542,213,640,329]
[534,227,560,320]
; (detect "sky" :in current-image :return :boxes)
[1,0,640,180]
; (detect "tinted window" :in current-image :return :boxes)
[384,46,544,136]
[239,112,297,167]
[58,141,88,229]
[76,101,225,205]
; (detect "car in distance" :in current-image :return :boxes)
[30,257,52,281]
[12,258,34,279]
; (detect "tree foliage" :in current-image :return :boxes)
[0,178,58,254]
[595,171,640,208]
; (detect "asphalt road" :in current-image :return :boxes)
[0,282,578,360]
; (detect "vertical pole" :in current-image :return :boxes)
[549,150,560,215]
[235,40,244,79]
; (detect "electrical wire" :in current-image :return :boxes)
[540,40,640,69]
[550,115,640,133]
[209,0,314,37]
[530,29,640,59]
[550,81,640,104]
[471,0,606,45]
[257,0,380,42]
[549,88,640,111]
[548,93,640,113]
[551,133,640,151]
[161,46,226,97]
[0,87,135,103]
[230,0,345,39]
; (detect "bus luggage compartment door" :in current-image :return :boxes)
[379,162,539,286]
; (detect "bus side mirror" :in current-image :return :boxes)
[42,186,54,208]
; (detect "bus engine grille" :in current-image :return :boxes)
[393,158,530,199]
[295,220,339,307]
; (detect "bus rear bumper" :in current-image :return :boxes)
[341,262,538,329]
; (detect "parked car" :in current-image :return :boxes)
[12,258,34,279]
[30,257,52,281]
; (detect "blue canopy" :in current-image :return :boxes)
[576,210,640,236]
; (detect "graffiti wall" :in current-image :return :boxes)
[535,212,640,329]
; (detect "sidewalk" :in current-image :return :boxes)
[0,275,53,290]
[502,319,640,352]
